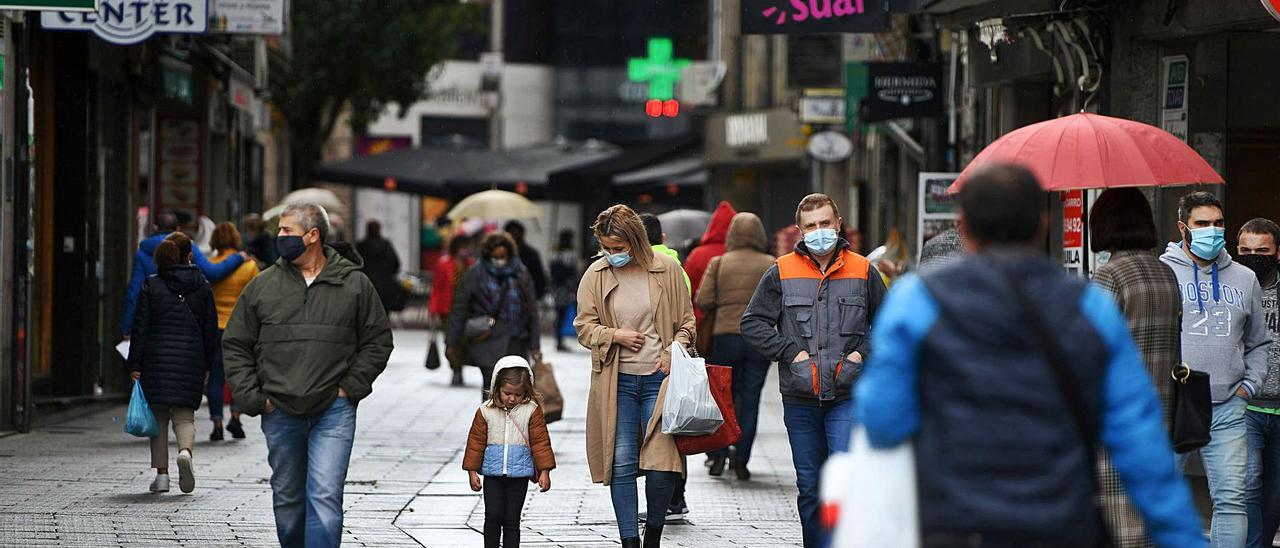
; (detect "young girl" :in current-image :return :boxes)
[463,356,556,548]
[127,232,219,494]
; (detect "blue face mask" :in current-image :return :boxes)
[606,251,632,268]
[803,228,839,255]
[1187,226,1226,260]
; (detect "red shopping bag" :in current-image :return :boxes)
[675,364,741,455]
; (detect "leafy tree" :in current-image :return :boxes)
[272,0,484,186]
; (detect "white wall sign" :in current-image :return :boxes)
[42,0,208,45]
[726,113,768,148]
[209,0,283,35]
[355,187,415,277]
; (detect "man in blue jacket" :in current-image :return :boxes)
[855,164,1204,547]
[122,209,246,338]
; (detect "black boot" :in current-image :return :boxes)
[450,369,464,387]
[209,425,224,441]
[708,455,726,476]
[621,537,640,548]
[643,524,662,548]
[226,418,245,439]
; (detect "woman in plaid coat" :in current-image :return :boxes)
[1089,188,1183,548]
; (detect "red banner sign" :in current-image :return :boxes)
[1062,190,1084,249]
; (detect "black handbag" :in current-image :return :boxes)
[425,329,442,370]
[1169,364,1212,454]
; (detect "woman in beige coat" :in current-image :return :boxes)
[575,204,695,548]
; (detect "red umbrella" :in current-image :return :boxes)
[948,113,1223,193]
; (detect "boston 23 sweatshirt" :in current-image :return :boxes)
[1160,242,1271,402]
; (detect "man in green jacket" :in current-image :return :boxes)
[641,213,691,290]
[224,203,393,548]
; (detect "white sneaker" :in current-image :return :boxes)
[176,450,195,493]
[149,473,170,493]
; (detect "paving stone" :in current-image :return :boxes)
[0,332,805,546]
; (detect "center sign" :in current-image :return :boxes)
[42,0,208,45]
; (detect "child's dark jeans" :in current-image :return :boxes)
[484,475,528,548]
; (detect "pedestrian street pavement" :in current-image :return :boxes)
[0,331,804,547]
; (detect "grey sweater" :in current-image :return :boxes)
[1249,279,1280,408]
[1160,243,1271,402]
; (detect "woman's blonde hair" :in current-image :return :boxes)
[592,204,654,269]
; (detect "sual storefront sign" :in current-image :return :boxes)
[741,0,890,35]
[42,0,208,45]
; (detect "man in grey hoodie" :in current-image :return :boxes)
[1160,191,1272,548]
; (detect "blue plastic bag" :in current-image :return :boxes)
[125,380,159,438]
[560,303,577,338]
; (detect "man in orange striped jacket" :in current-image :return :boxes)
[740,193,886,548]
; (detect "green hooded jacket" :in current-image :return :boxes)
[651,244,691,291]
[223,244,394,416]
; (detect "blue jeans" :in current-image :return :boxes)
[207,330,226,421]
[261,396,357,548]
[1247,409,1280,548]
[1179,396,1248,548]
[708,334,770,465]
[611,372,679,539]
[783,399,854,548]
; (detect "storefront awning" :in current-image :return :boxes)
[312,143,490,196]
[313,139,621,199]
[447,139,620,190]
[613,156,706,187]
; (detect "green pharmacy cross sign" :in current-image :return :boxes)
[628,38,690,101]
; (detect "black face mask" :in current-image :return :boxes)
[276,235,307,263]
[1237,254,1277,283]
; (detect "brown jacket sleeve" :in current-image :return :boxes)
[462,409,488,472]
[695,257,720,312]
[529,405,557,472]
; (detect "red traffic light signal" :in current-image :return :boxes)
[645,99,681,118]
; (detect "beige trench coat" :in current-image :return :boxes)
[574,252,696,484]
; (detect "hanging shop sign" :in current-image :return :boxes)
[1160,55,1189,143]
[1,0,94,10]
[155,116,203,223]
[741,0,890,35]
[807,131,852,162]
[706,109,805,164]
[800,88,846,124]
[228,76,254,112]
[865,62,944,122]
[916,172,959,263]
[1264,0,1280,22]
[209,0,284,35]
[42,0,208,45]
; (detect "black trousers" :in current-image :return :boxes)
[484,475,529,548]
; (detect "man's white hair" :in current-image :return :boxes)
[281,203,330,242]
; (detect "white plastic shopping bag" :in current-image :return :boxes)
[827,425,920,548]
[661,342,723,435]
